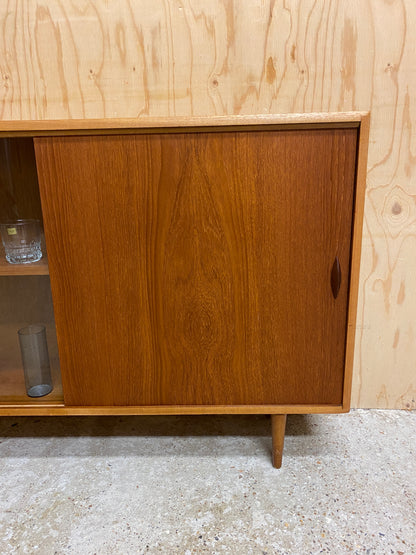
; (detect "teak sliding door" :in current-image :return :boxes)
[34,127,358,407]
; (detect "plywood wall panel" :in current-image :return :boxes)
[0,0,415,408]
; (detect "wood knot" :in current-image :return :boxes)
[391,201,402,215]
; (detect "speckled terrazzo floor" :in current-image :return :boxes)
[0,410,415,554]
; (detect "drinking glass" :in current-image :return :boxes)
[0,219,42,264]
[18,324,53,397]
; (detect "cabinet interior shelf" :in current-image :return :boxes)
[0,364,63,405]
[0,336,63,405]
[0,255,49,276]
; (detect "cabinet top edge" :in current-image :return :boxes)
[0,111,368,137]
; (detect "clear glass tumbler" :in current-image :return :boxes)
[0,219,42,264]
[18,324,53,397]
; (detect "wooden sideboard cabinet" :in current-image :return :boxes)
[0,113,369,468]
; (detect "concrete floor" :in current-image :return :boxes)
[0,410,415,554]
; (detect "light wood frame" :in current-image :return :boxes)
[0,111,370,416]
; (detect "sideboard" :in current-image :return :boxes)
[0,112,370,467]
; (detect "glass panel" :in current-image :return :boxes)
[0,136,62,405]
[0,275,62,404]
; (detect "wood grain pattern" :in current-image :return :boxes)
[342,113,371,411]
[0,1,413,408]
[271,414,287,468]
[0,404,345,417]
[35,127,357,407]
[0,112,363,135]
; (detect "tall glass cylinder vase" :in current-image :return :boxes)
[18,324,52,397]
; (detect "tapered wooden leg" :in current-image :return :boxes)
[271,414,287,468]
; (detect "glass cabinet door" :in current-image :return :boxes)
[0,276,62,404]
[0,138,63,406]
